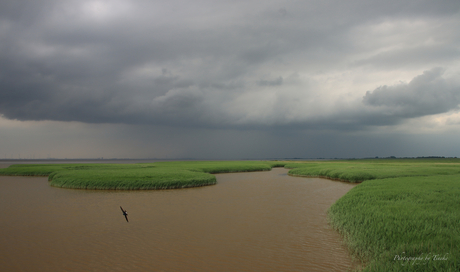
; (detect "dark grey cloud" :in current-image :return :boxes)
[1,0,460,131]
[259,77,283,86]
[363,67,460,120]
[353,45,460,69]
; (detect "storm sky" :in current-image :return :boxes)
[1,0,460,159]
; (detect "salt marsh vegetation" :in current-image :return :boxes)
[0,161,286,189]
[287,159,460,271]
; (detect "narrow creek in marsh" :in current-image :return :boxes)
[0,167,357,271]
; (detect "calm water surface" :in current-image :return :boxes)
[0,166,357,271]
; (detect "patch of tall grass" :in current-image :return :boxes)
[329,174,460,271]
[284,159,460,270]
[48,168,216,189]
[285,161,460,182]
[0,161,287,190]
[152,160,285,173]
[0,163,140,176]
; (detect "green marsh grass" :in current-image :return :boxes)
[293,159,460,271]
[0,161,286,190]
[329,174,460,271]
[285,160,460,182]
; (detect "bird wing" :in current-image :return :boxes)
[120,206,125,213]
[124,214,129,222]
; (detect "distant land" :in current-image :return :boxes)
[0,155,457,161]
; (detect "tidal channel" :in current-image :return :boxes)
[0,167,357,271]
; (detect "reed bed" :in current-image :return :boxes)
[48,169,216,189]
[285,161,460,182]
[0,161,286,190]
[329,174,460,271]
[295,159,460,271]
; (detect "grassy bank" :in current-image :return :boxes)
[285,160,460,182]
[0,161,286,190]
[330,175,459,271]
[304,159,460,271]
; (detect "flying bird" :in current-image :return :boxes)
[120,206,129,222]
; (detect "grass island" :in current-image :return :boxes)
[1,159,459,271]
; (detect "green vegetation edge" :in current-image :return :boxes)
[287,159,459,271]
[0,161,288,190]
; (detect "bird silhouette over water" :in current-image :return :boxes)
[120,206,129,222]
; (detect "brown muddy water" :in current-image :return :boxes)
[0,167,357,271]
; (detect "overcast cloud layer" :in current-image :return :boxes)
[1,0,460,159]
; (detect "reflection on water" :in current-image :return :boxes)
[0,168,357,271]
